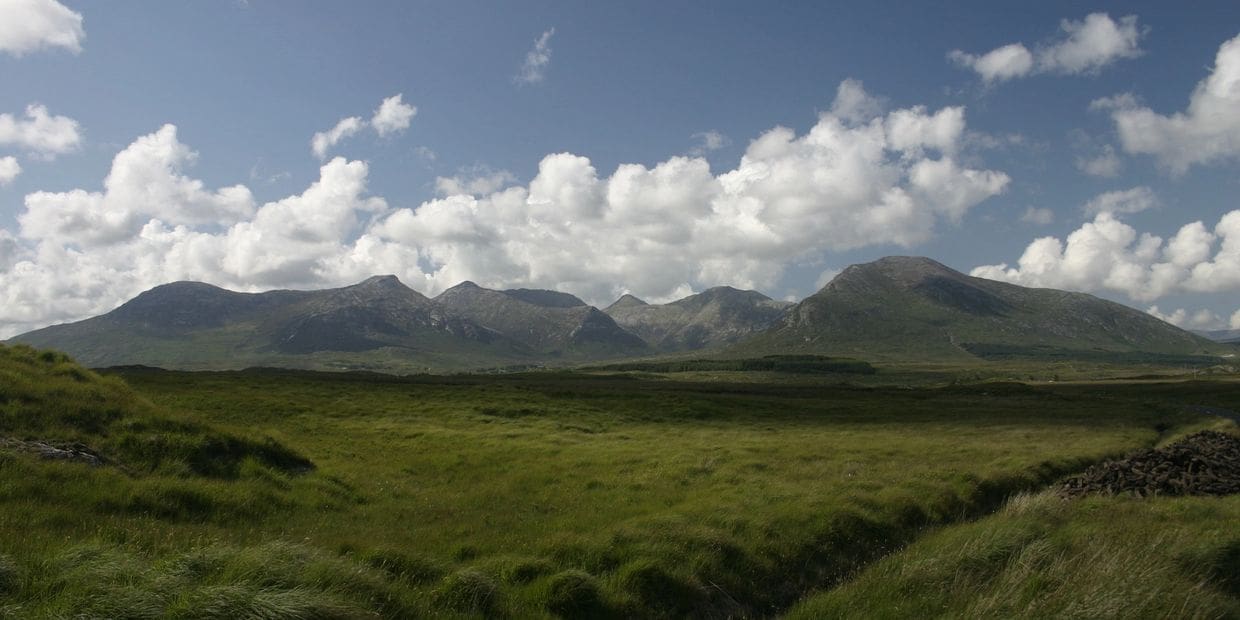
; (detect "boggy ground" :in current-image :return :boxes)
[1,349,1238,617]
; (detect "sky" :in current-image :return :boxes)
[2,0,1240,338]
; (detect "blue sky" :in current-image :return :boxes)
[2,0,1240,336]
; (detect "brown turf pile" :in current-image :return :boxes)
[1059,430,1240,498]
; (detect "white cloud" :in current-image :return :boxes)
[18,124,254,246]
[1037,13,1143,74]
[0,0,83,56]
[310,116,363,160]
[434,166,517,197]
[0,156,20,185]
[1094,33,1240,174]
[1082,186,1157,216]
[1233,309,1240,330]
[371,94,416,138]
[310,93,418,158]
[950,13,1142,84]
[688,130,727,157]
[1076,145,1122,177]
[830,78,885,123]
[948,43,1034,84]
[515,28,555,85]
[1021,207,1054,226]
[1,81,1010,337]
[0,103,82,159]
[376,79,1006,301]
[972,210,1240,303]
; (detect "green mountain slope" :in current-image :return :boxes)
[604,286,792,351]
[734,256,1226,362]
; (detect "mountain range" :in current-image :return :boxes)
[736,256,1226,363]
[9,256,1231,371]
[1194,328,1240,345]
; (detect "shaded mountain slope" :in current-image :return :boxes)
[13,276,523,371]
[434,282,647,357]
[605,286,792,351]
[735,256,1225,362]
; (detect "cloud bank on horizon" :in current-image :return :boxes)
[1,3,1239,336]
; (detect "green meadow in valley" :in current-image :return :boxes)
[1,343,1237,617]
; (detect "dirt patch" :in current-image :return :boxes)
[0,437,108,467]
[1059,431,1240,498]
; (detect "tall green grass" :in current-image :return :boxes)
[787,490,1240,619]
[1,345,1237,616]
[0,344,310,476]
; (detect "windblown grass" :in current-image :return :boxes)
[786,490,1240,619]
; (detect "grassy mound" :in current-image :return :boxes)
[0,344,311,477]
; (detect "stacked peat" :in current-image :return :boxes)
[1059,431,1240,498]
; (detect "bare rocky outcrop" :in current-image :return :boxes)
[0,438,107,466]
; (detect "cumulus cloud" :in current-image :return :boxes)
[1082,186,1157,216]
[0,80,1010,337]
[310,116,363,160]
[371,94,416,138]
[1094,33,1240,174]
[0,156,19,185]
[830,78,885,123]
[310,93,417,158]
[1233,309,1240,330]
[1076,144,1122,177]
[972,210,1240,303]
[18,124,254,246]
[1021,207,1054,226]
[950,13,1142,84]
[0,103,82,159]
[0,0,83,56]
[515,28,555,85]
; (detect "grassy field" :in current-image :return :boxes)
[0,344,1238,617]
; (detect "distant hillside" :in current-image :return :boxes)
[734,256,1227,363]
[1194,328,1240,344]
[13,276,528,372]
[604,286,792,351]
[435,282,647,357]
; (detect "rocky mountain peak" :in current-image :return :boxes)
[606,294,648,310]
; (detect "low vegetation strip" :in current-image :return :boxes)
[1059,430,1240,498]
[589,354,876,375]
